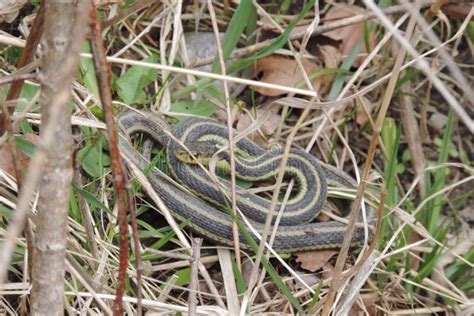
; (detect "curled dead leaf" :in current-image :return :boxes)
[253,55,321,96]
[324,4,376,66]
[295,249,338,272]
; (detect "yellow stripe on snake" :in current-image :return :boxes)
[118,111,374,252]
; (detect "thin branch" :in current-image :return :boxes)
[30,1,91,314]
[0,0,45,135]
[87,3,134,315]
[0,73,37,87]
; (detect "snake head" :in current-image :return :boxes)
[173,142,219,165]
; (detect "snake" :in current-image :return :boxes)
[118,110,374,252]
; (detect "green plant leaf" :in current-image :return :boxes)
[79,42,100,99]
[170,268,191,288]
[116,55,159,104]
[74,185,112,216]
[77,145,111,178]
[15,137,36,158]
[212,0,254,72]
[0,205,12,218]
[169,100,216,121]
[426,109,454,234]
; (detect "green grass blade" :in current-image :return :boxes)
[212,0,254,73]
[426,109,454,235]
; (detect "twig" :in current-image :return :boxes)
[0,92,23,190]
[334,192,384,314]
[124,171,143,316]
[0,73,37,86]
[79,54,319,97]
[206,0,242,271]
[1,88,36,316]
[62,291,228,314]
[400,88,426,195]
[157,274,178,303]
[0,0,45,135]
[188,238,202,316]
[146,248,191,261]
[87,3,133,315]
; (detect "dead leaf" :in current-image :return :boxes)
[324,4,376,66]
[0,134,38,179]
[253,55,321,96]
[322,262,335,279]
[430,112,449,129]
[295,249,337,272]
[408,230,423,271]
[317,45,343,93]
[236,105,282,148]
[356,95,376,127]
[349,295,379,316]
[293,270,320,290]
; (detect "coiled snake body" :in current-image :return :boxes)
[118,111,373,252]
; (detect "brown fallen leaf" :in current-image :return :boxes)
[323,4,376,66]
[236,105,282,148]
[356,95,376,127]
[0,134,38,179]
[295,249,338,272]
[322,262,335,280]
[317,45,343,93]
[253,55,321,96]
[349,295,379,316]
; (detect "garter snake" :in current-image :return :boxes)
[118,111,374,252]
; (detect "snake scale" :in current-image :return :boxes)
[118,111,374,252]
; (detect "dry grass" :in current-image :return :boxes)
[0,1,473,315]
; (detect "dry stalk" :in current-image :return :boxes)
[188,238,202,316]
[87,4,139,314]
[207,0,242,271]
